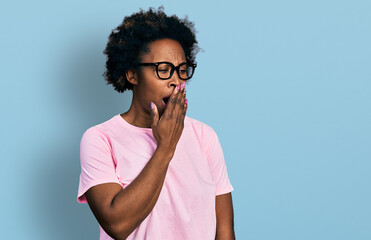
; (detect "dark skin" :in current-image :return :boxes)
[85,38,235,239]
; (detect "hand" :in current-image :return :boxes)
[150,83,187,155]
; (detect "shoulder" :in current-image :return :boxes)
[80,115,118,143]
[185,115,212,130]
[184,116,218,139]
[185,117,225,160]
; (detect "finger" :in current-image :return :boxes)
[176,83,186,107]
[178,83,186,110]
[179,82,187,109]
[163,84,181,117]
[182,84,186,101]
[172,83,184,118]
[178,97,187,125]
[174,83,187,121]
[182,98,188,118]
[150,102,159,128]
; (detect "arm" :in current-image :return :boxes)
[85,84,187,240]
[215,192,235,240]
[85,147,172,240]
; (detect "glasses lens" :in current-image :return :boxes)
[157,63,172,79]
[156,62,195,80]
[179,64,194,80]
[186,65,194,79]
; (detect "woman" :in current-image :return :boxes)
[77,6,235,240]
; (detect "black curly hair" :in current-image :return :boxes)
[103,6,201,93]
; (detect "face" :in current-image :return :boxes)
[128,38,187,116]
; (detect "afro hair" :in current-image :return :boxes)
[103,6,201,93]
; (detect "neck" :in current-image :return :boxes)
[121,95,153,129]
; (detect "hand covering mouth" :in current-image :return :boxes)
[162,90,174,106]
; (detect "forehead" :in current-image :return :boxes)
[142,38,186,63]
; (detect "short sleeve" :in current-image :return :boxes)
[77,128,122,203]
[203,125,234,196]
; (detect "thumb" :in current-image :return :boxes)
[150,102,159,129]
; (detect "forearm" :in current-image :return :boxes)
[110,146,173,239]
[215,193,235,240]
[215,230,236,240]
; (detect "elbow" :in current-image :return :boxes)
[103,224,127,240]
[104,220,134,240]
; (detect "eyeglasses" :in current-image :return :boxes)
[136,61,197,80]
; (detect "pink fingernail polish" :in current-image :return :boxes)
[177,84,180,91]
[150,102,154,110]
[182,82,186,89]
[185,99,188,104]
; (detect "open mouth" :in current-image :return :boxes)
[162,96,170,106]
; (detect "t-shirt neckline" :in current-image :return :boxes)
[116,114,153,132]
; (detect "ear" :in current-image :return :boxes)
[125,68,138,85]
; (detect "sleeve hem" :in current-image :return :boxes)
[77,179,122,203]
[216,185,234,196]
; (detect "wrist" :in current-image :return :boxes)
[155,144,175,160]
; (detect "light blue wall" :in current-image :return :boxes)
[1,0,370,239]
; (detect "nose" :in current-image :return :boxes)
[168,70,184,89]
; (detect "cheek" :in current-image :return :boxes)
[140,68,156,79]
[139,80,166,99]
[137,70,168,95]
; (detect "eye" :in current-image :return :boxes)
[158,68,170,72]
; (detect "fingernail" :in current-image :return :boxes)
[150,102,154,110]
[185,99,188,104]
[177,84,181,91]
[182,82,186,89]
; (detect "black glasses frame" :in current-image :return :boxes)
[136,61,197,80]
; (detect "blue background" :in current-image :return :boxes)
[1,0,370,239]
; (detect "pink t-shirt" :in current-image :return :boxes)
[77,114,234,240]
